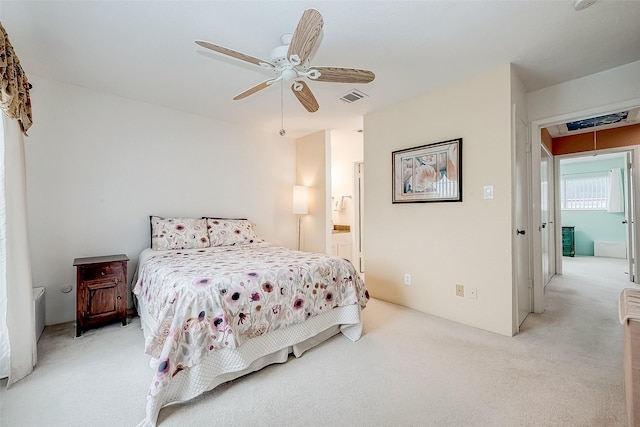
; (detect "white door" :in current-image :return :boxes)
[625,152,637,282]
[540,145,555,287]
[515,112,532,327]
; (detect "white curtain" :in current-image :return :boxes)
[607,168,624,213]
[0,114,36,385]
[0,113,8,377]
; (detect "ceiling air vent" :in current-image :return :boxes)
[340,89,368,103]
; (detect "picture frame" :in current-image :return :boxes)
[392,138,462,203]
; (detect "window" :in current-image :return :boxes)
[560,172,609,210]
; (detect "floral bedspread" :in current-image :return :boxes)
[133,243,369,396]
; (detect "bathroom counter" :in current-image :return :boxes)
[331,226,352,261]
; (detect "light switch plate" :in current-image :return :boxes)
[483,185,494,199]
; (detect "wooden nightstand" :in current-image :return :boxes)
[73,254,129,337]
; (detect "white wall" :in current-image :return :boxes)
[25,75,296,325]
[527,60,640,122]
[364,64,515,336]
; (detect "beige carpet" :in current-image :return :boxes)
[0,256,632,426]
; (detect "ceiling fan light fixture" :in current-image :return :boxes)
[282,68,298,81]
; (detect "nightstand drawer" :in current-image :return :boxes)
[79,262,124,282]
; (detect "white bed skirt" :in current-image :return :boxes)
[137,303,363,426]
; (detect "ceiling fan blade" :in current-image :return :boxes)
[287,9,323,64]
[234,80,273,100]
[313,67,375,84]
[292,81,319,113]
[195,40,274,68]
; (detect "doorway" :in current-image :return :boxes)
[556,151,633,280]
[329,129,364,269]
[531,103,640,314]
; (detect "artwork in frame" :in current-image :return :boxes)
[392,138,462,203]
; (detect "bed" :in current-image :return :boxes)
[133,217,369,426]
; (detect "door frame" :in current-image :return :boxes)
[554,148,634,274]
[353,161,364,273]
[530,98,640,313]
[625,150,636,282]
[540,143,555,287]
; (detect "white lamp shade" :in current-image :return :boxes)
[292,186,308,215]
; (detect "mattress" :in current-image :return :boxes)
[133,243,368,426]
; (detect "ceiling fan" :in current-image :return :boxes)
[195,9,375,113]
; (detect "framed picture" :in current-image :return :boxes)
[392,138,462,203]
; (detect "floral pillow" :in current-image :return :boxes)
[150,216,210,251]
[205,218,264,246]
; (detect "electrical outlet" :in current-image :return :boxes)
[404,273,411,286]
[456,284,464,297]
[469,288,477,299]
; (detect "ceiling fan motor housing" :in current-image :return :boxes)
[270,45,290,66]
[270,44,311,83]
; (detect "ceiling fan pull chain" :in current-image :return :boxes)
[279,80,286,136]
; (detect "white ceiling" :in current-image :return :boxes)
[3,1,640,139]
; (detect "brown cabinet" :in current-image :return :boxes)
[73,254,129,337]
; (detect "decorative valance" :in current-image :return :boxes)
[0,23,32,135]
